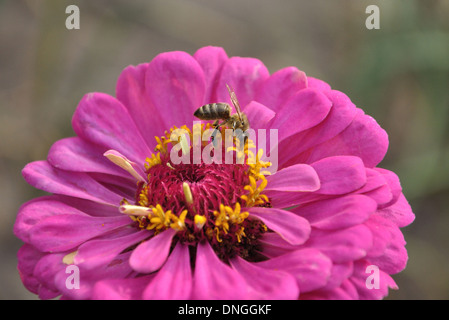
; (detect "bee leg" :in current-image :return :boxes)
[211,127,221,147]
[211,120,226,147]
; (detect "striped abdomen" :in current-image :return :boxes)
[194,103,231,120]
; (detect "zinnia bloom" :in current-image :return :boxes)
[15,46,414,300]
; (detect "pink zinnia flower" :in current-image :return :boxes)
[15,46,414,300]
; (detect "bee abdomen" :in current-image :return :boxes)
[194,103,230,120]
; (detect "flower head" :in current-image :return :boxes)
[15,46,414,300]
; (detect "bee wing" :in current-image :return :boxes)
[226,84,243,122]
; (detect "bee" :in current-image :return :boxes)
[194,84,249,144]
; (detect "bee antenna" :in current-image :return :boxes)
[226,84,243,121]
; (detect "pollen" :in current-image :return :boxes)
[241,149,271,207]
[194,214,207,230]
[211,203,249,242]
[118,123,271,262]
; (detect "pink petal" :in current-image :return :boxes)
[192,241,247,299]
[269,88,332,142]
[258,248,333,293]
[311,156,367,195]
[267,156,367,208]
[74,230,150,270]
[38,286,61,300]
[279,90,357,168]
[47,137,130,178]
[265,163,320,192]
[321,262,354,291]
[72,92,152,164]
[302,225,373,263]
[29,213,131,252]
[259,233,299,258]
[292,194,377,230]
[34,252,66,298]
[307,77,331,91]
[54,194,121,218]
[88,172,136,200]
[349,260,398,300]
[116,63,166,147]
[377,193,415,227]
[15,197,74,243]
[364,215,393,258]
[145,51,205,128]
[374,168,402,208]
[256,66,307,112]
[216,56,269,108]
[366,216,408,274]
[230,256,300,299]
[193,46,229,103]
[354,168,392,206]
[93,275,154,300]
[143,243,193,299]
[300,279,358,300]
[55,252,134,300]
[264,189,326,209]
[14,196,120,244]
[129,228,177,274]
[362,185,392,207]
[17,244,45,294]
[304,108,389,168]
[22,161,125,205]
[244,101,276,130]
[248,207,311,245]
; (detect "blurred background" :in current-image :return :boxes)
[1,0,448,299]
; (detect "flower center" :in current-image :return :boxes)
[117,123,271,262]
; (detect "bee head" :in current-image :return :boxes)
[240,113,249,131]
